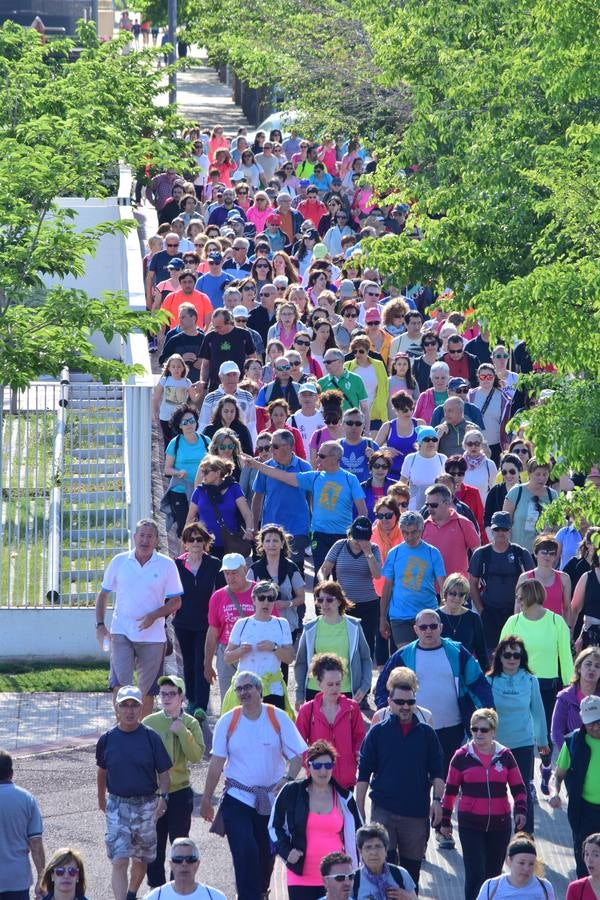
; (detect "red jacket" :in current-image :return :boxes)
[295,693,365,789]
[456,482,486,542]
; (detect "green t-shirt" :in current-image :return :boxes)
[318,370,368,410]
[307,618,351,692]
[556,733,600,804]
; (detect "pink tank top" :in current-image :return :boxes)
[287,795,344,886]
[526,569,563,615]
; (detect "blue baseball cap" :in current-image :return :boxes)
[166,257,185,270]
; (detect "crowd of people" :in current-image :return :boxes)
[3,120,600,900]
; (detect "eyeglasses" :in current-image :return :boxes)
[455,387,469,394]
[256,445,271,453]
[344,420,363,427]
[54,866,79,877]
[390,697,416,706]
[255,593,277,602]
[242,285,256,291]
[308,760,334,770]
[513,447,530,455]
[372,462,390,470]
[466,441,481,447]
[364,292,379,298]
[423,340,438,347]
[479,373,495,380]
[355,349,367,355]
[235,684,256,693]
[186,536,205,544]
[171,855,198,864]
[295,339,310,347]
[343,311,358,318]
[317,595,338,603]
[166,243,179,248]
[180,417,196,425]
[159,689,180,698]
[425,501,440,508]
[422,437,438,443]
[446,590,468,598]
[417,622,439,631]
[376,511,395,520]
[502,652,522,661]
[448,348,463,355]
[324,874,355,883]
[218,443,236,450]
[493,353,509,359]
[501,468,518,476]
[471,725,491,733]
[276,364,291,372]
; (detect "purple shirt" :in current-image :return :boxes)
[190,482,243,548]
[551,683,582,750]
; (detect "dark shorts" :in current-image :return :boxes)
[390,618,416,646]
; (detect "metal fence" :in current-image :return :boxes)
[0,378,152,608]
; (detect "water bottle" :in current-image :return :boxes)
[102,636,110,653]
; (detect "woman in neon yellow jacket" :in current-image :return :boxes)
[345,335,388,431]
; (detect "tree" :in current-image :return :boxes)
[360,0,600,479]
[0,21,188,387]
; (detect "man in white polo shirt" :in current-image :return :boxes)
[95,518,183,717]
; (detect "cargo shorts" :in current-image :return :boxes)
[105,793,158,862]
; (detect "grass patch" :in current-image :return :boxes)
[0,660,110,693]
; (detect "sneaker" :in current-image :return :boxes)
[540,763,552,796]
[436,832,455,850]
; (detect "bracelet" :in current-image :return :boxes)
[157,792,168,801]
[96,622,105,629]
[366,553,374,559]
[433,796,442,802]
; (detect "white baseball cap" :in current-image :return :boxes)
[580,695,600,725]
[298,382,318,394]
[219,361,241,376]
[220,553,247,571]
[232,306,249,319]
[116,685,143,705]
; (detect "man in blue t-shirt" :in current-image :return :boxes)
[195,252,235,309]
[379,510,446,648]
[338,408,379,481]
[251,429,312,574]
[243,440,367,574]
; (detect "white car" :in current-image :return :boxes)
[247,110,298,143]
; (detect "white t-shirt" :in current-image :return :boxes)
[212,706,307,807]
[476,875,554,899]
[144,883,226,900]
[228,616,292,695]
[401,452,448,510]
[414,646,461,729]
[288,411,325,458]
[103,551,183,642]
[355,363,378,408]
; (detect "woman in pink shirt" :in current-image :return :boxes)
[208,124,229,163]
[517,533,571,618]
[246,191,274,231]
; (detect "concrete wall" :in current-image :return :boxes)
[0,608,113,662]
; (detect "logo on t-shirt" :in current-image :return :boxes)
[402,555,428,591]
[220,340,232,351]
[318,480,343,511]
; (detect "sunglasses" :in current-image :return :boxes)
[502,468,517,476]
[466,441,481,447]
[309,760,334,770]
[54,866,79,877]
[317,595,338,603]
[455,387,469,394]
[218,443,236,450]
[317,452,331,459]
[390,697,416,706]
[447,590,467,598]
[180,417,196,425]
[493,353,509,359]
[423,340,438,347]
[448,470,464,477]
[275,365,291,372]
[375,511,395,520]
[255,263,270,269]
[448,348,463,355]
[345,420,363,427]
[537,548,556,555]
[242,285,256,291]
[295,339,310,347]
[372,462,390,470]
[502,652,522,660]
[166,243,179,248]
[256,445,271,453]
[187,536,205,543]
[255,594,277,602]
[289,360,302,366]
[471,726,491,733]
[422,437,438,443]
[479,373,495,380]
[425,501,440,508]
[324,874,355,883]
[417,622,439,631]
[343,311,358,318]
[367,320,381,326]
[513,447,530,454]
[171,855,198,864]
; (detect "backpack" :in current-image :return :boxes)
[479,542,526,580]
[487,875,548,899]
[352,865,405,896]
[512,484,553,512]
[226,703,282,749]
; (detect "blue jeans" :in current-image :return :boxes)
[221,793,274,900]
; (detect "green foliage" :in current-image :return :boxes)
[361,0,600,507]
[538,485,600,534]
[0,22,189,387]
[0,659,110,692]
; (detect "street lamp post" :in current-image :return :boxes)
[168,0,177,105]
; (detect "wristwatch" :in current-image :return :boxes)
[432,796,442,802]
[272,642,279,651]
[95,622,104,629]
[157,792,168,801]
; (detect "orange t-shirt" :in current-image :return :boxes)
[161,289,213,328]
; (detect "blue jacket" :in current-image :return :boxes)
[375,637,494,727]
[357,714,444,817]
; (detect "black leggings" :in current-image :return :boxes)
[538,676,560,765]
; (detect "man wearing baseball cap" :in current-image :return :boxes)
[146,233,183,306]
[195,251,236,309]
[430,378,485,429]
[96,685,172,900]
[143,676,204,889]
[197,357,257,441]
[551,695,600,877]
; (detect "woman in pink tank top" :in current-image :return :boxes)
[517,534,571,619]
[269,739,362,900]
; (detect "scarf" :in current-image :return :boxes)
[463,452,487,471]
[373,521,402,557]
[362,864,393,900]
